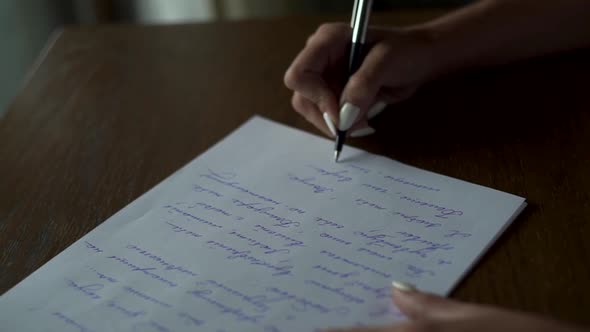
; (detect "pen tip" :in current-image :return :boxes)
[334,150,340,163]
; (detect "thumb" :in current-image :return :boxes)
[391,281,473,321]
[338,43,390,130]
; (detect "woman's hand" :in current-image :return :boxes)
[284,23,438,137]
[324,283,587,332]
[284,1,590,138]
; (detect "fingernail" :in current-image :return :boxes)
[350,127,375,138]
[392,281,417,292]
[339,103,360,131]
[367,101,387,119]
[323,112,337,137]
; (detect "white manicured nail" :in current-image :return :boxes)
[392,281,417,292]
[350,127,375,138]
[323,112,337,137]
[367,101,387,119]
[339,103,360,131]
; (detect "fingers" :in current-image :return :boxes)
[349,126,376,138]
[391,282,473,321]
[344,100,385,137]
[345,100,386,137]
[291,93,334,137]
[284,23,350,120]
[286,24,422,135]
[346,99,387,136]
[348,86,418,135]
[286,70,338,119]
[291,90,380,139]
[339,42,394,126]
[367,100,388,120]
[378,86,417,107]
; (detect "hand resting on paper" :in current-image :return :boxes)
[284,0,590,138]
[323,284,588,332]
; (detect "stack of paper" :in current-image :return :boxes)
[0,117,526,331]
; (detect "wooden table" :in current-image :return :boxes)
[1,11,589,326]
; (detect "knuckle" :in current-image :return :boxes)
[283,67,301,90]
[290,95,310,116]
[348,75,370,91]
[346,75,372,97]
[308,23,349,45]
[305,32,323,47]
[290,94,302,112]
[316,23,334,34]
[371,41,394,57]
[316,22,347,35]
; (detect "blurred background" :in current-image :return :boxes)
[0,0,471,116]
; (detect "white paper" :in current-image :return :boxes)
[0,116,526,332]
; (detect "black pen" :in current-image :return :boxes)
[334,0,373,162]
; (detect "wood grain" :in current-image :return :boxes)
[0,11,589,325]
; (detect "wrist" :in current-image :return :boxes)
[403,0,500,81]
[402,24,458,83]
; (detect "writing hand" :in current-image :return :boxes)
[284,23,438,137]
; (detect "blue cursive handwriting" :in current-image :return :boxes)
[320,232,352,246]
[264,287,350,315]
[52,312,95,332]
[306,165,353,182]
[390,210,442,228]
[83,241,103,254]
[86,266,117,283]
[312,264,360,279]
[64,279,102,300]
[122,286,172,308]
[201,169,280,205]
[252,224,305,247]
[187,202,233,217]
[315,217,344,229]
[397,194,463,219]
[193,184,223,198]
[106,300,146,318]
[206,240,292,276]
[232,199,300,228]
[287,174,334,194]
[319,250,391,279]
[164,205,223,229]
[304,280,364,304]
[227,230,290,255]
[125,244,198,277]
[107,255,177,287]
[354,198,386,210]
[186,289,264,323]
[164,221,202,238]
[383,175,440,192]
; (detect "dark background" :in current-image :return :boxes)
[0,0,472,116]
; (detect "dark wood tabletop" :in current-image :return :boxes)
[1,10,589,326]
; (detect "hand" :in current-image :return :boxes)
[324,283,587,332]
[284,23,438,137]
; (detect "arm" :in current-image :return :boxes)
[284,0,590,136]
[419,0,590,77]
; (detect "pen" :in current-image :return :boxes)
[334,0,373,162]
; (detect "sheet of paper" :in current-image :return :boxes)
[0,116,525,332]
